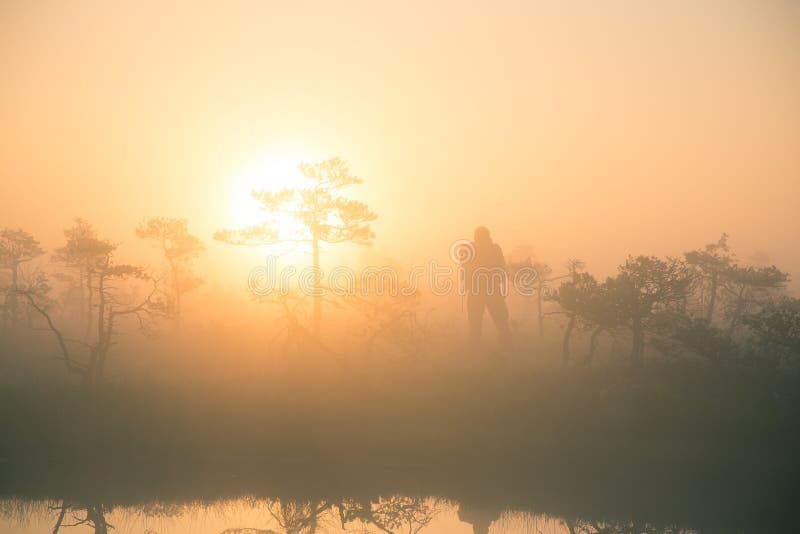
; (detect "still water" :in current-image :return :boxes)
[0,497,700,534]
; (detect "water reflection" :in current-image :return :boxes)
[198,497,442,534]
[51,501,111,533]
[0,497,707,534]
[458,501,502,534]
[563,522,695,534]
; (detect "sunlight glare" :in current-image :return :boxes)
[228,155,308,228]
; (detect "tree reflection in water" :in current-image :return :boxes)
[0,497,727,534]
[220,496,441,534]
[51,500,112,534]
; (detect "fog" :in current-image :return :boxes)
[2,0,799,286]
[1,2,799,533]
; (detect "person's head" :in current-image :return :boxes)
[474,226,491,246]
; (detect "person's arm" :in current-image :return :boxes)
[496,244,508,294]
[496,244,507,269]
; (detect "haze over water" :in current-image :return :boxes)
[1,2,799,534]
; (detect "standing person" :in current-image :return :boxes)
[460,226,511,349]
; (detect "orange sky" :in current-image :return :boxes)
[1,0,799,289]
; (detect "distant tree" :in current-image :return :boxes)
[578,279,627,366]
[337,496,440,534]
[215,157,376,336]
[550,260,589,367]
[255,496,440,534]
[88,256,161,384]
[684,233,735,322]
[612,256,692,365]
[0,228,44,328]
[53,219,115,338]
[723,265,789,337]
[136,217,204,328]
[684,234,789,340]
[346,283,434,362]
[566,519,689,534]
[532,260,554,337]
[17,239,161,387]
[509,256,569,337]
[266,498,332,533]
[743,296,800,368]
[652,314,739,368]
[552,264,630,367]
[51,501,111,534]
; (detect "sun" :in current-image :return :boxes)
[228,155,308,229]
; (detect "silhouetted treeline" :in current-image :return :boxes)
[2,222,798,382]
[544,234,794,370]
[1,222,799,533]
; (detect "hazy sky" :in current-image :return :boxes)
[1,0,798,287]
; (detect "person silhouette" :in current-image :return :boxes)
[460,226,511,349]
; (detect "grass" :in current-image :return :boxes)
[0,339,798,532]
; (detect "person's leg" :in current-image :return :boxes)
[467,295,485,346]
[487,295,511,349]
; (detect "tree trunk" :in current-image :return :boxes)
[705,271,718,322]
[85,271,94,341]
[631,316,644,366]
[88,275,106,387]
[726,286,747,337]
[52,502,68,534]
[86,505,108,534]
[311,235,322,336]
[167,254,181,332]
[8,262,19,327]
[561,314,575,368]
[586,325,603,366]
[78,266,85,320]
